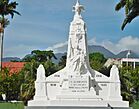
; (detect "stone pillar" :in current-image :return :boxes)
[133,61,136,69]
[108,65,122,101]
[34,64,48,100]
[120,60,123,67]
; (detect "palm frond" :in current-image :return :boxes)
[9,11,14,18]
[12,10,21,16]
[125,0,130,15]
[8,1,18,9]
[0,0,20,18]
[121,7,139,30]
[116,0,139,30]
[115,0,126,11]
[0,17,9,28]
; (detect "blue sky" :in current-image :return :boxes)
[3,0,139,58]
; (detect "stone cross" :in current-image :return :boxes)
[73,0,84,16]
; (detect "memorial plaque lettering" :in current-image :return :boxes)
[68,76,89,92]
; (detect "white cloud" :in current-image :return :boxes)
[88,37,97,45]
[94,36,139,54]
[46,41,68,53]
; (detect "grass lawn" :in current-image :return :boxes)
[131,101,139,109]
[0,102,24,109]
[0,101,139,109]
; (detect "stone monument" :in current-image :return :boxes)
[27,0,132,109]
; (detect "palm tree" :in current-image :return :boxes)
[115,0,139,30]
[0,0,21,69]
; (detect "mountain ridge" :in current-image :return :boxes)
[3,45,139,62]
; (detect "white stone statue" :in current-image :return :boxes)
[66,0,94,77]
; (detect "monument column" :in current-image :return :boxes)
[66,0,94,77]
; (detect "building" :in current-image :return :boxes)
[2,62,25,74]
[121,58,139,68]
[104,58,121,68]
[104,58,139,69]
[104,50,139,68]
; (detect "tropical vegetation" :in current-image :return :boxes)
[0,50,139,107]
[115,0,139,30]
[89,52,107,71]
[0,0,20,69]
[120,66,139,103]
[19,50,59,104]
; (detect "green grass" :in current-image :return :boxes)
[0,102,24,109]
[131,101,139,109]
[0,101,139,109]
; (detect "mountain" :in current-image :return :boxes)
[2,57,21,62]
[52,45,116,64]
[88,45,115,58]
[116,50,139,58]
[52,53,67,64]
[3,46,139,63]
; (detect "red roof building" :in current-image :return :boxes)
[2,62,26,74]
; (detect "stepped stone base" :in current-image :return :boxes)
[25,106,132,109]
[28,99,129,107]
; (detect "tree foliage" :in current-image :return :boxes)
[0,68,24,101]
[115,0,139,30]
[1,49,139,106]
[120,66,139,103]
[0,17,9,29]
[0,0,20,69]
[58,54,67,69]
[19,50,59,104]
[19,60,59,105]
[19,64,35,105]
[23,50,57,62]
[0,0,21,18]
[89,52,107,71]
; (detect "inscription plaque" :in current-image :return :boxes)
[68,75,89,92]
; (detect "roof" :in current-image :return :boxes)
[121,58,139,62]
[2,62,26,75]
